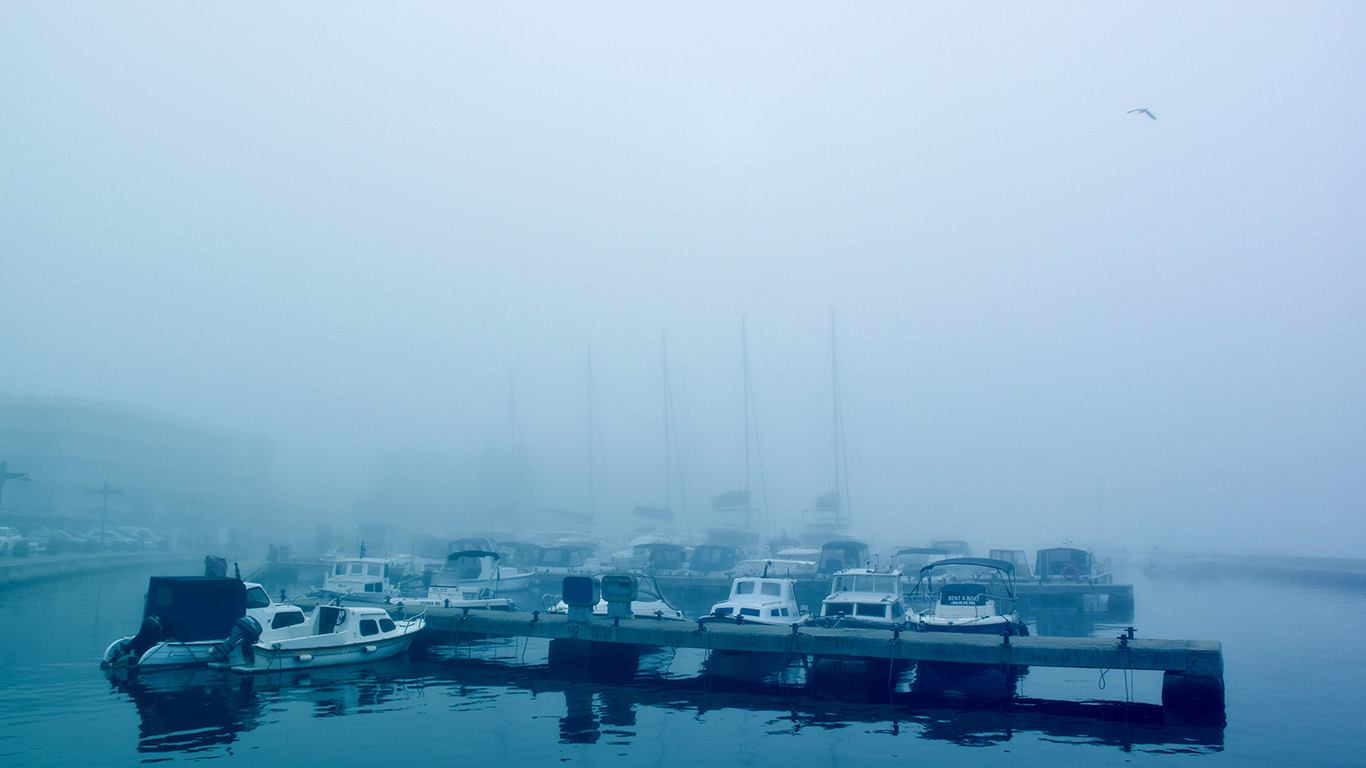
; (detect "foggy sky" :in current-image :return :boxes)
[2,2,1363,557]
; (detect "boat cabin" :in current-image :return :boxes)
[688,544,742,574]
[1035,547,1109,583]
[815,567,907,627]
[708,576,802,625]
[988,549,1032,578]
[631,542,688,573]
[931,540,972,558]
[816,539,870,575]
[323,557,393,597]
[891,546,950,573]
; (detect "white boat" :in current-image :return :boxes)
[533,542,611,579]
[702,574,806,625]
[431,549,535,593]
[907,557,1029,636]
[544,574,686,621]
[102,577,309,670]
[806,566,908,630]
[313,556,401,603]
[402,579,516,611]
[210,603,425,673]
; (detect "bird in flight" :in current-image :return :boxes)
[1128,107,1157,120]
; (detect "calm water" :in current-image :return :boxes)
[1,559,1363,767]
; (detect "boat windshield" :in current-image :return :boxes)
[833,573,900,594]
[918,563,1012,594]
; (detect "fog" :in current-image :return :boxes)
[2,3,1363,557]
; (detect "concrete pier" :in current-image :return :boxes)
[409,607,1223,711]
[0,551,199,587]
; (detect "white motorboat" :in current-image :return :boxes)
[102,577,308,670]
[702,574,806,626]
[313,556,401,603]
[210,603,425,673]
[534,542,612,579]
[806,566,908,630]
[907,557,1029,636]
[544,573,686,621]
[430,549,534,594]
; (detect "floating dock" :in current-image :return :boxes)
[408,607,1223,712]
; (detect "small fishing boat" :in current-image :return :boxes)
[702,573,806,625]
[102,577,308,670]
[907,557,1029,636]
[209,604,425,673]
[806,566,908,630]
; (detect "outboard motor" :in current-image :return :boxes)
[210,615,263,664]
[103,615,164,668]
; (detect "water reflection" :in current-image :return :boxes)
[104,641,1223,756]
[107,666,262,754]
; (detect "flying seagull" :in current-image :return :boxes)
[1128,107,1156,120]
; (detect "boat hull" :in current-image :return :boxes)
[220,631,418,673]
[103,637,220,669]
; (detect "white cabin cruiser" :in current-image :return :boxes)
[703,574,806,626]
[102,577,309,670]
[806,566,909,630]
[209,603,425,673]
[313,556,401,603]
[907,557,1029,636]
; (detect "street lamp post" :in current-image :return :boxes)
[88,481,124,549]
[0,461,31,520]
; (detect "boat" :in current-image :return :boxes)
[806,566,908,630]
[702,572,806,625]
[430,549,534,593]
[931,539,973,558]
[890,546,950,573]
[987,548,1033,578]
[815,539,870,575]
[544,573,686,621]
[1035,547,1112,584]
[209,603,425,673]
[312,555,401,603]
[102,577,308,670]
[533,542,610,579]
[686,543,745,578]
[906,557,1029,636]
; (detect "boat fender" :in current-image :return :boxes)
[211,615,263,664]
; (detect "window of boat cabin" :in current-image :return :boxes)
[825,602,855,615]
[366,563,381,576]
[245,586,271,608]
[360,618,380,637]
[761,582,782,597]
[379,618,396,632]
[855,603,886,618]
[735,581,755,594]
[739,607,760,617]
[272,610,305,629]
[334,564,346,576]
[350,563,365,575]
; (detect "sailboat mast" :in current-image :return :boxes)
[586,345,596,522]
[830,310,849,528]
[661,331,673,526]
[742,317,751,500]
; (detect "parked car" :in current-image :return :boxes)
[0,526,23,554]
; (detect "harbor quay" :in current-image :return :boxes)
[400,606,1224,713]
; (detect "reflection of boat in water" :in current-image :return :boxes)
[103,577,308,670]
[907,558,1029,636]
[210,604,425,673]
[806,566,908,629]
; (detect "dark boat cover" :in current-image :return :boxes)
[143,576,247,642]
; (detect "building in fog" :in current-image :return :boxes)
[0,396,272,534]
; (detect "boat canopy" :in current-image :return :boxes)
[143,576,247,642]
[918,557,1016,576]
[447,550,500,561]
